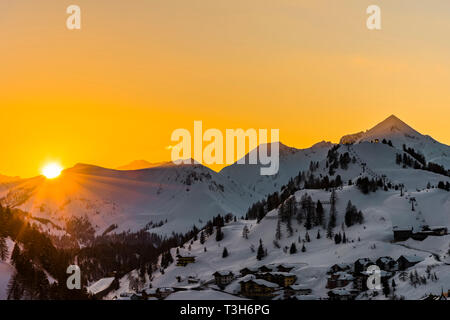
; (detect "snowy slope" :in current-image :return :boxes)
[127,185,449,300]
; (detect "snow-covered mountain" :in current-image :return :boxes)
[0,115,448,240]
[221,141,333,196]
[1,114,449,300]
[340,115,450,169]
[106,115,450,300]
[0,162,255,235]
[117,138,450,300]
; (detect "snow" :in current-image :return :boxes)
[87,277,115,295]
[122,180,449,300]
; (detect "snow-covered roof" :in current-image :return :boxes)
[252,279,279,288]
[213,270,234,276]
[87,277,115,295]
[240,267,259,272]
[264,271,296,277]
[336,273,354,281]
[399,255,424,263]
[430,226,447,230]
[393,226,413,231]
[240,278,278,288]
[355,258,373,265]
[377,256,394,263]
[239,274,256,282]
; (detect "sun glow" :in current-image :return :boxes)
[41,163,63,179]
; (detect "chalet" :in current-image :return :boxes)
[176,254,196,267]
[187,276,200,284]
[376,256,397,272]
[393,226,413,241]
[354,270,393,291]
[276,264,295,273]
[326,272,354,289]
[422,291,447,301]
[328,288,358,301]
[239,267,259,277]
[284,284,312,298]
[354,258,374,274]
[396,255,424,271]
[130,293,144,300]
[213,271,234,288]
[328,263,352,274]
[87,277,119,299]
[258,272,297,287]
[239,278,279,299]
[430,226,448,236]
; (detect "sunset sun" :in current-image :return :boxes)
[41,163,63,179]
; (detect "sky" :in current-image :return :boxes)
[1,0,450,178]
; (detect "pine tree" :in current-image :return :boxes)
[215,226,224,242]
[301,244,306,252]
[316,230,321,239]
[342,232,347,243]
[275,220,282,240]
[0,236,7,261]
[316,200,325,228]
[305,232,310,242]
[222,247,229,258]
[327,189,337,234]
[289,243,297,254]
[256,239,265,260]
[200,231,206,244]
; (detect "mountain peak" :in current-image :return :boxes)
[340,115,420,144]
[367,114,419,137]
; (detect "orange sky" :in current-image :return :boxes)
[1,0,450,177]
